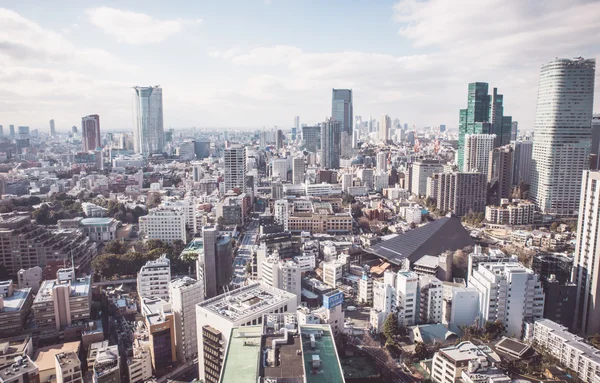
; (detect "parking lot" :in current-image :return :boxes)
[344,305,371,329]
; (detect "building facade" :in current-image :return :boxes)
[132,86,164,156]
[137,255,171,301]
[82,115,101,152]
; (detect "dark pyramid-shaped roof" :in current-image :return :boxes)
[367,216,474,265]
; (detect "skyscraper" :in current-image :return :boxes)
[379,114,391,143]
[292,157,304,184]
[9,125,15,137]
[463,134,496,176]
[320,119,341,169]
[49,119,56,136]
[275,129,283,149]
[512,140,533,186]
[510,121,518,141]
[332,89,353,155]
[301,125,320,152]
[457,83,512,168]
[487,145,514,206]
[81,114,101,151]
[0,125,3,137]
[530,58,596,215]
[133,86,164,156]
[573,170,600,335]
[223,145,246,192]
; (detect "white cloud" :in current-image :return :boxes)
[86,6,202,44]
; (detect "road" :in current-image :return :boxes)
[231,218,258,287]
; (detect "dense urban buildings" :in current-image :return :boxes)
[530,57,596,215]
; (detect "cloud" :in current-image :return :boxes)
[86,6,202,44]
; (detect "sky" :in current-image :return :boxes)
[1,0,599,132]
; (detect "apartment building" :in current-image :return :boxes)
[138,207,186,243]
[485,199,535,225]
[322,259,345,288]
[169,277,203,363]
[436,171,487,216]
[141,297,177,371]
[55,351,82,383]
[0,280,33,333]
[260,254,301,300]
[127,339,152,383]
[137,255,171,301]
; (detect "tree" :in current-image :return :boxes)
[383,313,398,343]
[104,240,126,255]
[483,321,505,340]
[358,217,370,230]
[414,342,430,360]
[147,192,162,209]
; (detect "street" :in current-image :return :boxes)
[231,218,258,287]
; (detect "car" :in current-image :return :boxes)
[346,306,357,311]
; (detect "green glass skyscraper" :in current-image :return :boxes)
[457,83,512,169]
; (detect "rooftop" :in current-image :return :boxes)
[0,355,38,381]
[55,351,80,370]
[301,324,345,383]
[0,287,31,313]
[33,341,80,372]
[220,326,262,383]
[0,337,31,359]
[141,297,172,326]
[535,319,600,366]
[80,217,117,226]
[198,283,296,323]
[439,341,488,363]
[34,276,90,304]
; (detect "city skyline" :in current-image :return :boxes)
[1,1,599,132]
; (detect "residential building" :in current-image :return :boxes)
[358,273,373,304]
[488,145,514,206]
[33,342,80,383]
[82,115,101,151]
[358,168,374,190]
[196,283,297,383]
[463,134,495,176]
[322,259,345,288]
[573,170,600,335]
[396,272,419,326]
[0,281,33,334]
[411,160,444,197]
[533,319,600,383]
[292,157,304,184]
[55,351,82,383]
[512,140,533,186]
[137,255,171,301]
[132,86,164,156]
[530,57,595,215]
[260,254,301,300]
[301,125,320,152]
[160,197,196,229]
[320,120,341,169]
[127,340,152,383]
[418,275,443,324]
[223,146,246,192]
[80,218,120,242]
[445,286,479,327]
[49,119,55,136]
[92,344,120,383]
[431,342,496,383]
[138,207,186,243]
[169,277,203,363]
[16,266,42,293]
[273,200,289,231]
[469,262,545,336]
[332,88,353,156]
[380,115,391,142]
[81,202,107,218]
[141,297,177,371]
[436,172,486,216]
[485,199,535,225]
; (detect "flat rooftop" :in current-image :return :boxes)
[34,277,90,304]
[220,326,262,383]
[0,356,37,381]
[262,332,304,380]
[198,283,295,323]
[141,297,171,326]
[439,341,487,363]
[0,288,31,313]
[56,351,80,369]
[535,319,600,366]
[33,342,80,372]
[300,325,345,383]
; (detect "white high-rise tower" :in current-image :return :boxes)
[530,58,596,215]
[133,86,164,156]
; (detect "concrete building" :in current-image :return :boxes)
[223,146,246,192]
[197,227,234,299]
[127,340,152,383]
[411,160,444,197]
[141,297,177,371]
[530,58,595,215]
[169,277,203,363]
[33,341,80,383]
[196,283,297,383]
[488,145,514,206]
[260,254,301,300]
[81,203,107,218]
[55,351,82,383]
[358,168,374,190]
[463,134,496,176]
[138,207,186,243]
[273,200,289,231]
[137,255,171,301]
[82,114,101,152]
[376,151,388,172]
[160,197,196,229]
[512,140,533,186]
[322,259,345,288]
[469,262,544,337]
[80,218,120,242]
[0,280,33,334]
[573,170,600,335]
[320,120,341,169]
[418,275,443,325]
[0,355,39,383]
[301,125,320,152]
[436,172,486,216]
[445,286,479,327]
[292,157,304,184]
[132,86,164,156]
[33,269,91,334]
[332,88,353,157]
[275,129,284,150]
[379,115,391,142]
[16,266,42,293]
[91,344,120,383]
[485,199,535,225]
[431,342,496,383]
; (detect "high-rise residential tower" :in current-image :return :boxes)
[488,145,514,206]
[457,83,512,169]
[275,129,283,149]
[82,114,101,151]
[530,58,595,215]
[133,86,164,156]
[223,146,246,192]
[320,119,341,169]
[463,134,496,176]
[379,114,391,143]
[573,171,600,335]
[49,119,56,136]
[332,89,353,156]
[512,140,533,186]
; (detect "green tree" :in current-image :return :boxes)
[104,240,126,255]
[383,313,398,343]
[414,342,430,360]
[483,321,505,340]
[147,193,162,209]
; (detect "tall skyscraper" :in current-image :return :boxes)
[573,170,600,335]
[133,86,164,156]
[379,114,391,142]
[223,146,246,192]
[320,119,341,169]
[81,114,101,151]
[512,140,533,186]
[510,121,518,141]
[457,83,512,168]
[530,58,596,215]
[463,134,496,176]
[332,89,353,155]
[488,145,514,206]
[49,119,56,136]
[294,116,299,131]
[275,129,283,149]
[591,114,600,164]
[377,152,388,172]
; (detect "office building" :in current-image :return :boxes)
[457,83,512,168]
[197,227,233,299]
[358,168,374,190]
[469,262,544,336]
[436,172,486,216]
[0,280,33,333]
[512,140,533,185]
[55,351,82,383]
[141,297,177,371]
[573,171,600,335]
[82,115,101,151]
[196,283,297,382]
[137,255,171,301]
[376,151,388,172]
[320,120,341,169]
[138,207,186,243]
[463,134,495,175]
[17,266,42,293]
[322,259,345,288]
[332,88,353,155]
[223,146,246,192]
[275,129,283,150]
[194,140,211,159]
[533,319,600,383]
[273,200,289,231]
[127,340,152,383]
[292,157,304,184]
[260,254,301,299]
[510,121,518,140]
[49,119,56,136]
[379,114,391,142]
[530,57,595,215]
[132,86,164,156]
[411,160,444,197]
[9,125,14,137]
[92,344,120,383]
[169,277,203,363]
[301,125,320,152]
[488,145,514,206]
[418,275,444,324]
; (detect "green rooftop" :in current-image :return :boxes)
[301,325,345,383]
[219,325,262,383]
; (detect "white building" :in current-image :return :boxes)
[273,199,289,231]
[469,262,544,336]
[223,146,246,192]
[533,319,600,383]
[341,173,353,193]
[81,202,107,218]
[160,197,196,230]
[137,255,171,301]
[377,152,388,172]
[358,273,373,305]
[17,266,42,293]
[446,287,479,327]
[373,171,389,192]
[305,183,342,196]
[169,277,203,363]
[261,254,301,300]
[411,160,444,197]
[127,340,153,383]
[138,207,187,243]
[431,342,492,383]
[530,57,595,215]
[358,168,374,190]
[463,134,496,176]
[322,259,345,288]
[402,205,422,225]
[418,275,443,324]
[271,158,289,179]
[196,283,297,382]
[292,157,305,184]
[485,199,535,225]
[379,115,391,142]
